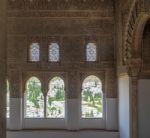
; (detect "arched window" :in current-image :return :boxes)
[48,43,59,62]
[86,43,97,62]
[46,77,65,118]
[29,43,40,62]
[25,77,44,118]
[6,80,10,118]
[81,75,103,118]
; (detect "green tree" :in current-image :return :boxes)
[27,78,42,109]
[55,86,64,101]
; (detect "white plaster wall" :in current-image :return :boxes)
[6,118,10,128]
[138,80,150,138]
[118,76,131,138]
[7,130,119,138]
[67,99,79,130]
[9,98,22,130]
[106,98,118,130]
[23,119,66,129]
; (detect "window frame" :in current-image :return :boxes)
[79,73,106,129]
[48,42,60,63]
[46,76,66,118]
[24,76,44,119]
[22,72,106,129]
[84,41,99,63]
[28,42,41,63]
[22,73,67,129]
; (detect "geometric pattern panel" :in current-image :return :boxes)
[86,43,97,62]
[49,43,59,62]
[29,43,40,62]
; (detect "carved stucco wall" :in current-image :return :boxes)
[116,0,137,74]
[0,0,6,138]
[116,0,150,75]
[7,0,117,99]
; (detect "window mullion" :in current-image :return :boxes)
[44,95,46,118]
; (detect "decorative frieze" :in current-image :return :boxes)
[123,0,150,67]
[7,10,114,18]
[7,0,114,11]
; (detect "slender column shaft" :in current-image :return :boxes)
[131,76,138,138]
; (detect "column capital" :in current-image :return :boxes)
[126,58,142,77]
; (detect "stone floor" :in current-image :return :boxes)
[7,130,119,138]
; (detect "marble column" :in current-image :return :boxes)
[127,58,142,138]
[131,75,138,138]
[0,0,7,138]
